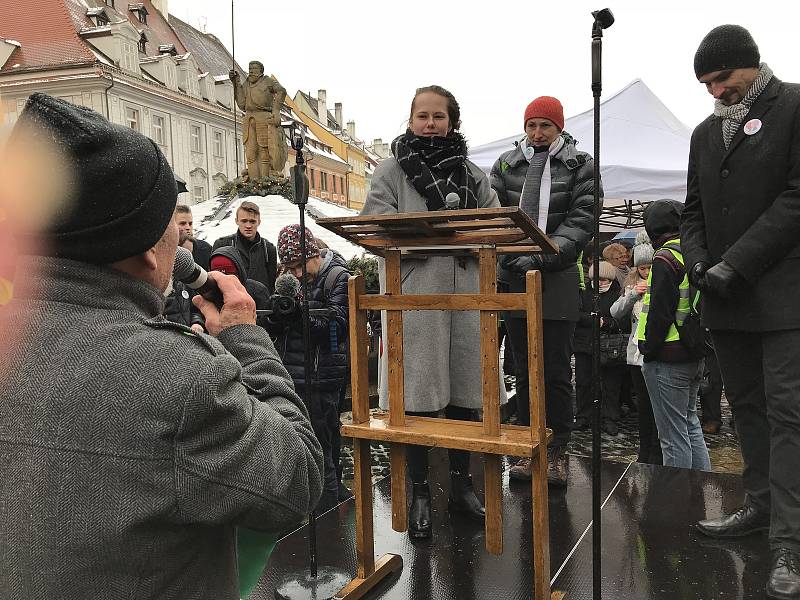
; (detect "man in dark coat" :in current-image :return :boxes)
[0,94,323,600]
[213,200,278,295]
[491,95,597,487]
[174,204,212,270]
[681,25,800,599]
[266,225,351,511]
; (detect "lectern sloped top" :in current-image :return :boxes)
[315,206,558,256]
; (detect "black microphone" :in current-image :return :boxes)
[173,246,224,309]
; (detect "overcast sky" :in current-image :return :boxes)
[169,1,800,149]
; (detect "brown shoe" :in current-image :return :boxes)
[509,457,532,481]
[702,421,721,435]
[547,446,568,488]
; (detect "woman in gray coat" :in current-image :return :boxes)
[361,85,501,539]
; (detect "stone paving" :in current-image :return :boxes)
[339,381,742,487]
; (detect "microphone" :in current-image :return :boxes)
[274,272,300,298]
[445,192,460,210]
[173,246,224,308]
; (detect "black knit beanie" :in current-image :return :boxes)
[694,24,760,79]
[15,93,178,264]
[643,199,684,243]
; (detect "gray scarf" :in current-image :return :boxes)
[714,62,773,149]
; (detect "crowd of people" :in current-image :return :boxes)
[0,21,797,600]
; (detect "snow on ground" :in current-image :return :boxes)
[191,194,365,260]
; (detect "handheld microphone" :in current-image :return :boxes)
[173,246,224,309]
[445,192,460,210]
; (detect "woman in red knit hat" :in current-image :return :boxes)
[491,96,600,487]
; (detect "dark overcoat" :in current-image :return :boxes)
[681,77,800,331]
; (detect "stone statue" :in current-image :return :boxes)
[229,61,288,179]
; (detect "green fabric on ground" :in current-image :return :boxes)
[238,528,279,598]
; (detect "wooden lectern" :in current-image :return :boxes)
[316,207,557,600]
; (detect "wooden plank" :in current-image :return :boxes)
[316,207,559,254]
[478,247,503,555]
[348,276,370,425]
[526,271,551,600]
[358,229,529,250]
[390,445,407,532]
[496,244,544,254]
[358,293,528,312]
[384,250,405,423]
[342,415,542,457]
[352,438,375,579]
[383,250,407,531]
[333,553,403,600]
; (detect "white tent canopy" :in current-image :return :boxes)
[469,79,693,228]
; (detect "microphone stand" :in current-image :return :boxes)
[590,9,614,600]
[275,130,351,600]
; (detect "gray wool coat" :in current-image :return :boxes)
[361,157,507,412]
[0,257,323,600]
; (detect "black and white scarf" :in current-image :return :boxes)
[391,130,478,211]
[714,62,773,149]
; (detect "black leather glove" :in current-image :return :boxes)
[704,261,746,299]
[499,254,544,274]
[689,262,710,293]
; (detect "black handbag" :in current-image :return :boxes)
[599,332,628,367]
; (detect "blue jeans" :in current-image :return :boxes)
[642,360,711,470]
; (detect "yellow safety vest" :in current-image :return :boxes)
[636,239,691,344]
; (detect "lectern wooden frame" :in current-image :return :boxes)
[316,207,557,600]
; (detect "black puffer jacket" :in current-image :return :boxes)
[491,132,599,321]
[266,249,351,387]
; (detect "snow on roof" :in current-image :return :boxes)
[192,194,364,260]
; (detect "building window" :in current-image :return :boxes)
[193,186,204,203]
[95,12,109,26]
[309,168,315,190]
[190,124,203,153]
[213,131,224,158]
[125,106,140,131]
[138,34,147,54]
[333,176,338,194]
[321,172,329,192]
[151,114,165,146]
[104,0,114,7]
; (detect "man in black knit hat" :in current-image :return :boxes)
[0,94,322,600]
[682,24,800,599]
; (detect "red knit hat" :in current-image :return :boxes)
[209,254,238,275]
[523,96,564,131]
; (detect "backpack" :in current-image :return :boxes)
[657,242,708,360]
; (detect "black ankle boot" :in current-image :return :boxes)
[408,482,432,539]
[448,471,486,520]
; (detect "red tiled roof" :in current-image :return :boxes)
[0,0,191,74]
[0,0,95,72]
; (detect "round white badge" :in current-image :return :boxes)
[182,290,190,299]
[743,119,762,136]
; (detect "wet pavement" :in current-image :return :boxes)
[339,382,743,489]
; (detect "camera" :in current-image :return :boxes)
[267,294,297,319]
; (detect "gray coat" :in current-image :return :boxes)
[0,257,323,600]
[490,133,598,321]
[361,158,506,412]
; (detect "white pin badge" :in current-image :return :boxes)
[182,290,190,299]
[743,118,762,136]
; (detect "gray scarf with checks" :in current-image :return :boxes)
[713,63,773,149]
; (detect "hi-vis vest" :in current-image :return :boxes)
[636,238,690,344]
[577,251,585,291]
